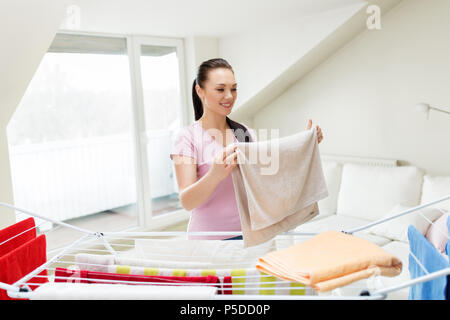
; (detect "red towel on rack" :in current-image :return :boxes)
[0,234,48,300]
[0,218,36,257]
[55,268,228,293]
[55,267,219,284]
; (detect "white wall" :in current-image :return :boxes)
[0,0,69,228]
[219,2,365,111]
[253,0,450,176]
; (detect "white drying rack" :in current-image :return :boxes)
[0,194,449,300]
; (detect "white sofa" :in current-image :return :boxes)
[293,155,450,300]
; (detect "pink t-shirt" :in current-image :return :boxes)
[170,121,256,240]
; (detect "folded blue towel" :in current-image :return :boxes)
[408,224,449,300]
[447,216,450,256]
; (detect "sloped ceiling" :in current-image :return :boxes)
[230,0,402,122]
[64,0,366,37]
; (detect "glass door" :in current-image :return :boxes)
[128,36,189,229]
[7,33,139,250]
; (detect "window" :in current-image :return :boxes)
[139,43,184,216]
[7,33,187,250]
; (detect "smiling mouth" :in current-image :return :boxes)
[220,103,232,108]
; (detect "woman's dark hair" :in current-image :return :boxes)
[192,58,252,143]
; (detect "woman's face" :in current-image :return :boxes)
[196,68,237,117]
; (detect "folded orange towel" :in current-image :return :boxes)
[256,231,402,292]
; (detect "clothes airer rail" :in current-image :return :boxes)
[0,193,449,300]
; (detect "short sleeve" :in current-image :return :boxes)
[169,129,197,161]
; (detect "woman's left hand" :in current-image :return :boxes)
[306,119,323,144]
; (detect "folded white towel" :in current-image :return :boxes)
[116,256,252,269]
[75,253,114,272]
[134,238,273,264]
[74,252,259,270]
[31,282,217,300]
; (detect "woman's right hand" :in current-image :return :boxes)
[208,144,239,182]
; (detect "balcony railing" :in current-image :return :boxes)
[9,132,178,225]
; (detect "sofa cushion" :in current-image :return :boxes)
[425,211,449,254]
[294,214,391,247]
[366,204,443,243]
[420,175,450,212]
[317,161,342,218]
[336,164,424,221]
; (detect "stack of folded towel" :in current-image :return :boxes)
[71,236,316,296]
[256,230,403,292]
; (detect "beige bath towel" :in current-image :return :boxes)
[256,230,403,292]
[231,128,329,247]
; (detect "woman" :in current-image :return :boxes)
[170,58,323,240]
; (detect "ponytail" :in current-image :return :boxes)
[192,79,203,121]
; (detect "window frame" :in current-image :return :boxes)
[49,30,190,231]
